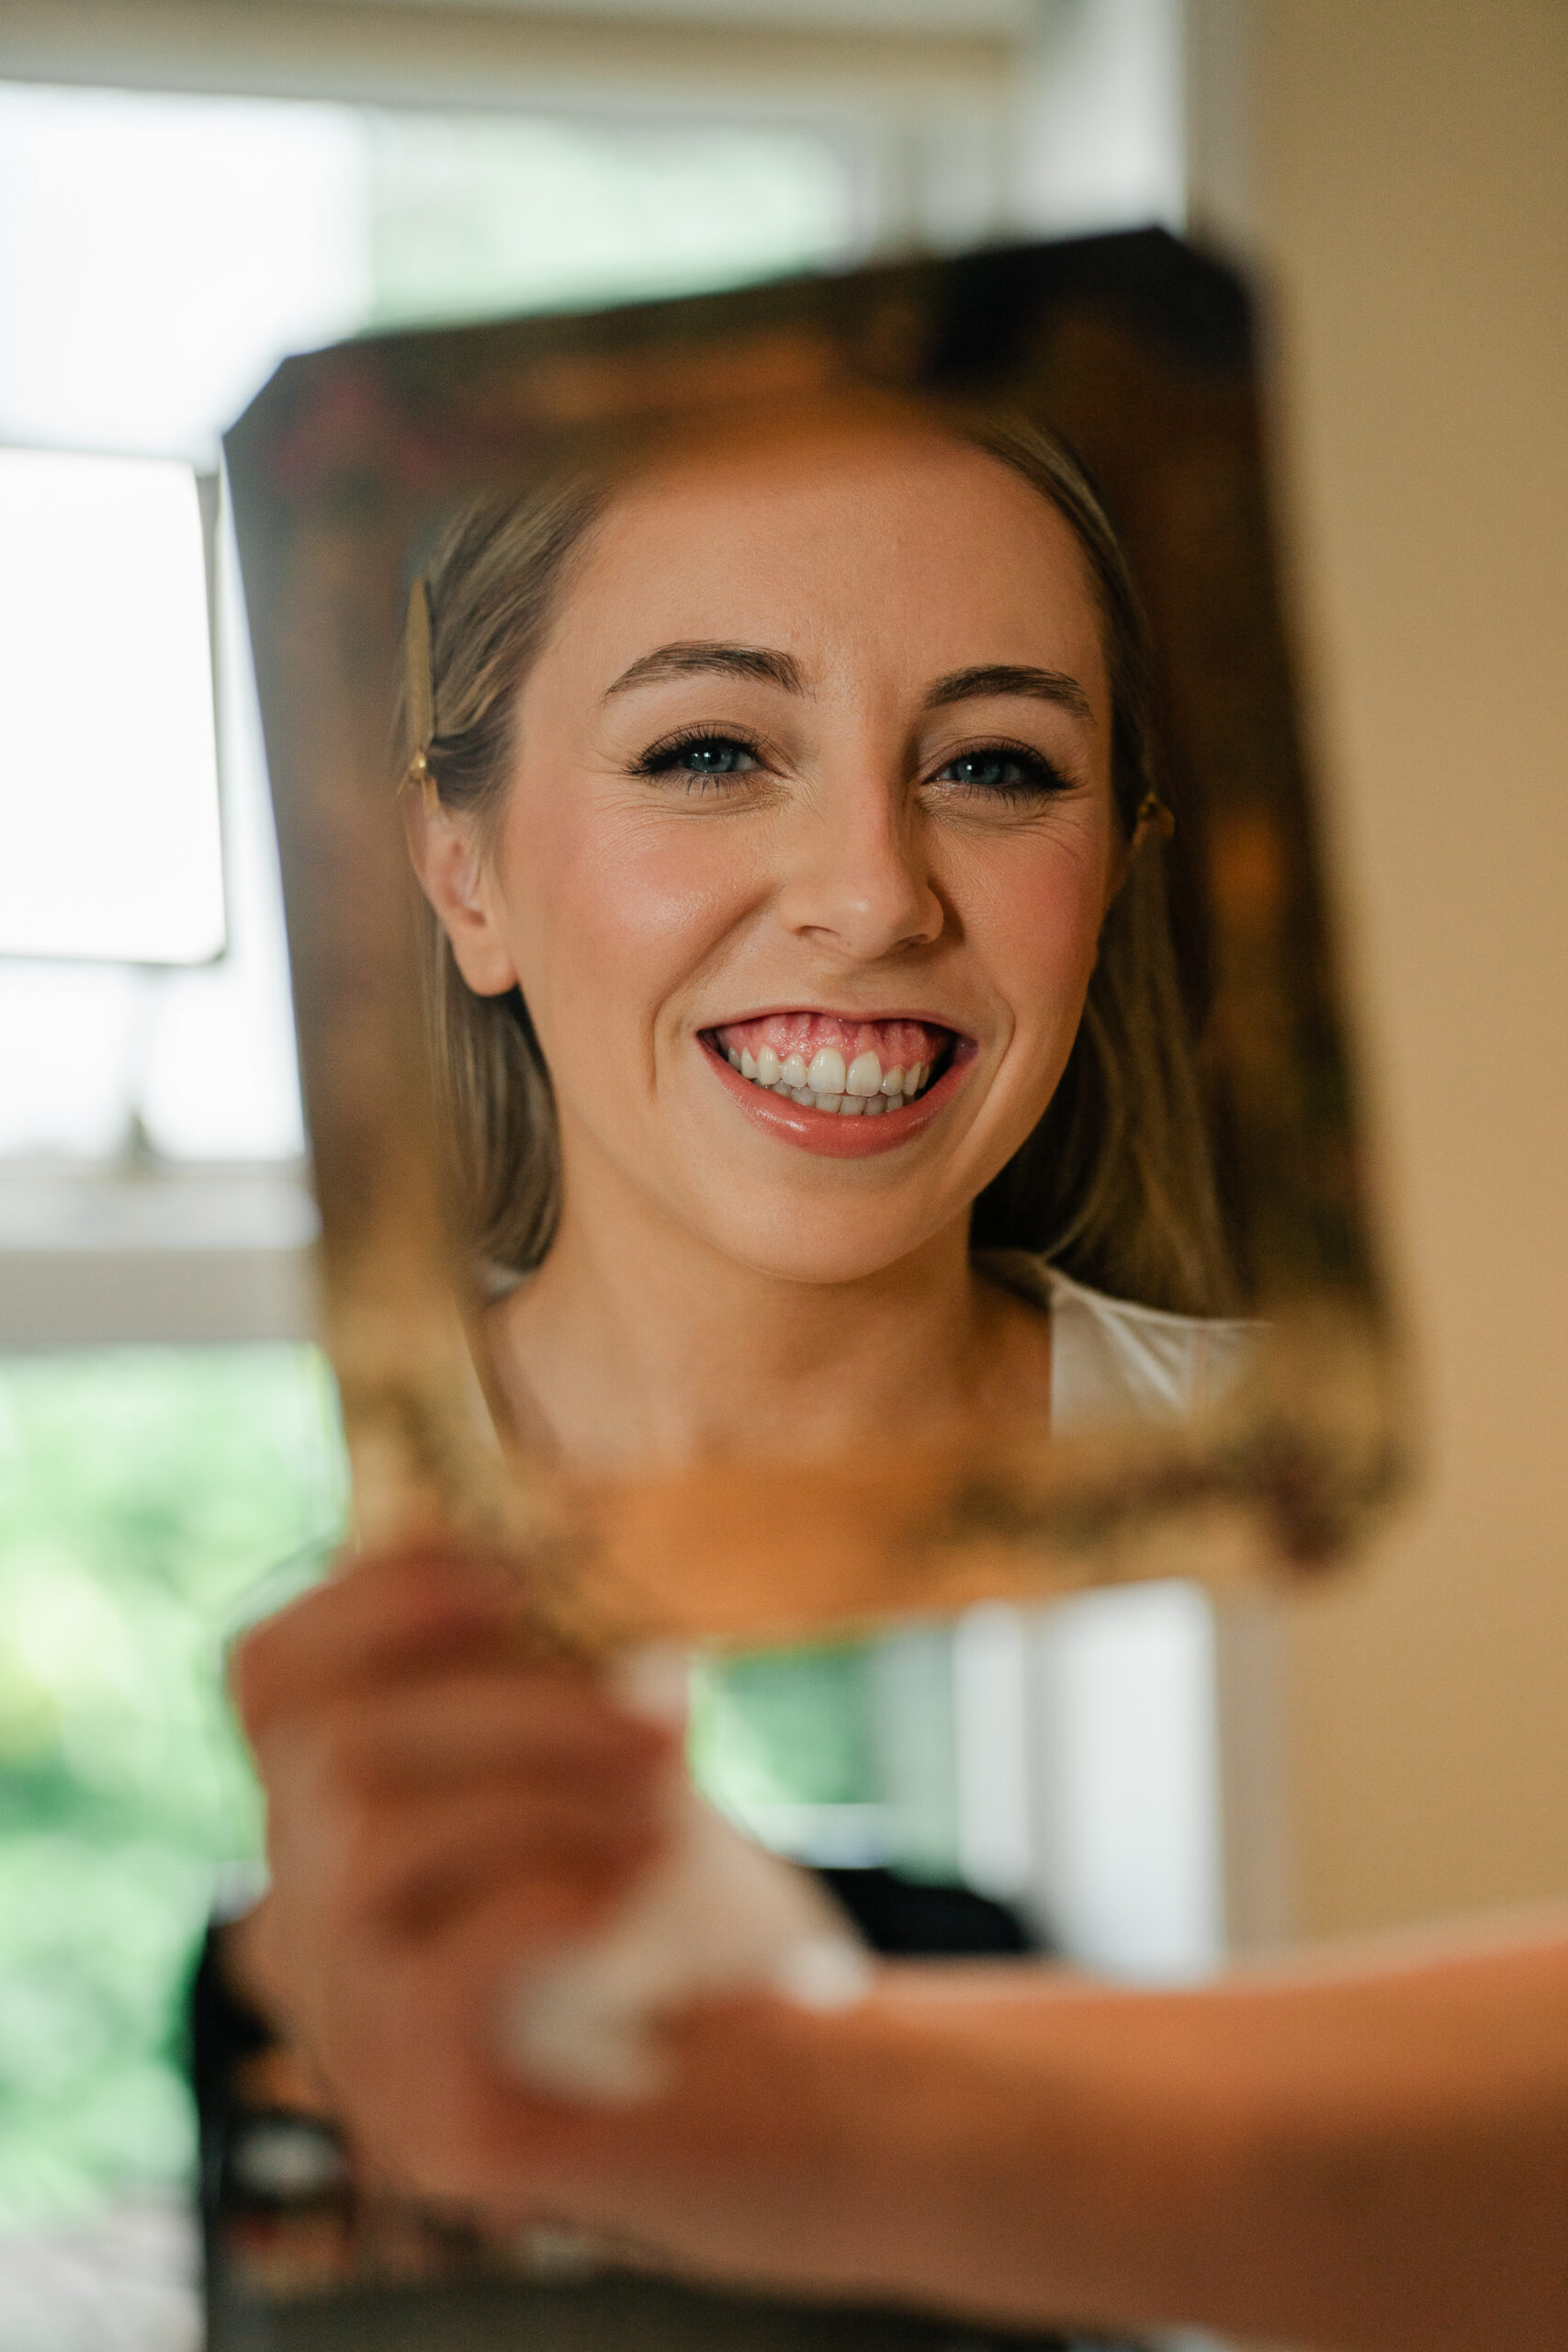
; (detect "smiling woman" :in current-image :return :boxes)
[405,414,1230,1490]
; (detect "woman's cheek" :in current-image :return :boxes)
[972,831,1108,1119]
[976,825,1110,999]
[584,824,757,978]
[511,813,761,1072]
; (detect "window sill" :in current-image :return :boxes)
[0,1160,318,1346]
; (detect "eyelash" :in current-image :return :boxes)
[630,727,1076,806]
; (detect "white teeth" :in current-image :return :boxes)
[721,1032,943,1110]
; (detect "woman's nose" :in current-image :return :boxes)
[773,777,942,963]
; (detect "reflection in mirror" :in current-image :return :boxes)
[404,402,1231,1458]
[0,449,224,965]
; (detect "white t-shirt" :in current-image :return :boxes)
[976,1251,1255,1434]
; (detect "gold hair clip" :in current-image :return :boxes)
[403,577,439,814]
[1136,789,1176,840]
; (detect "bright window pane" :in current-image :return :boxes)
[0,86,370,464]
[0,452,223,966]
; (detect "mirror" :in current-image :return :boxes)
[225,229,1402,1653]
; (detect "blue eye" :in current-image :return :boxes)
[934,747,1067,801]
[638,733,760,780]
[681,741,755,775]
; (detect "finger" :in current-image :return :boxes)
[261,1725,668,1927]
[232,1542,574,1739]
[297,1671,673,1796]
[353,1785,666,1942]
[248,1678,671,1849]
[261,1690,671,1860]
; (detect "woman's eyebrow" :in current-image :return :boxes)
[923,664,1095,723]
[603,641,805,699]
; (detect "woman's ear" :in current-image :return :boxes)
[402,789,519,997]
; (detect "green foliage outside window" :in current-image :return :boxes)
[691,1641,876,1814]
[0,1348,345,2227]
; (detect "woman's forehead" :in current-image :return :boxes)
[601,422,1075,558]
[547,423,1107,689]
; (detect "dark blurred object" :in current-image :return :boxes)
[820,1868,1039,1958]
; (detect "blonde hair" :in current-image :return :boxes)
[403,422,1233,1317]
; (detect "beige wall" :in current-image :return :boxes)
[1239,0,1568,1936]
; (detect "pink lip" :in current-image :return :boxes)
[707,1004,968,1032]
[699,1033,976,1159]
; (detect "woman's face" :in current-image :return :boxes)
[431,425,1122,1287]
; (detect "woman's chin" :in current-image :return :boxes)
[678,1194,960,1292]
[637,1079,997,1286]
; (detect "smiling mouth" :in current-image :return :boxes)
[705,1012,961,1117]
